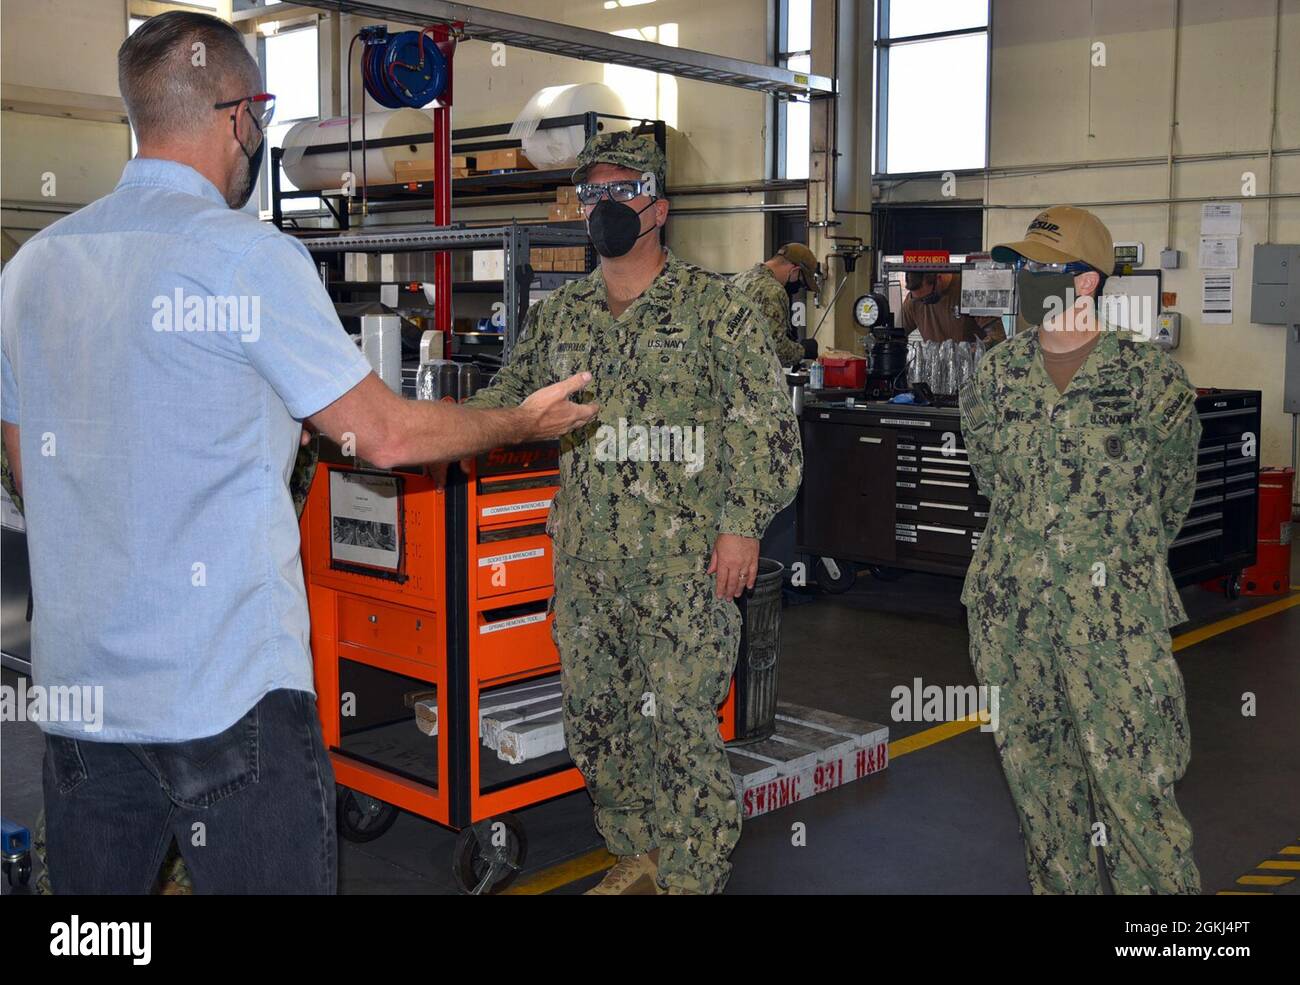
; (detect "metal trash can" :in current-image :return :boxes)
[731,558,785,743]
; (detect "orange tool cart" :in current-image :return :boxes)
[300,439,738,893]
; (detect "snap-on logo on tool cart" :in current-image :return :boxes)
[481,498,553,518]
[483,447,554,471]
[477,548,546,567]
[479,612,548,634]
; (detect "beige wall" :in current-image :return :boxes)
[877,0,1300,465]
[0,0,132,255]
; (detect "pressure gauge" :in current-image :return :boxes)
[853,293,887,329]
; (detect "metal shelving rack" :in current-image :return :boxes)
[282,113,666,360]
[301,222,591,356]
[289,0,832,96]
[270,113,667,229]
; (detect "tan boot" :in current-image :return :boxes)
[584,849,663,895]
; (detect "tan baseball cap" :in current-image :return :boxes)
[991,205,1115,275]
[776,242,819,287]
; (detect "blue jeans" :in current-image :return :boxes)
[42,688,336,894]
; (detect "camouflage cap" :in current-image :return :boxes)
[571,131,666,194]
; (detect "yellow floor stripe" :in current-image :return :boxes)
[503,847,614,895]
[1172,592,1300,651]
[890,715,984,759]
[1236,874,1295,886]
[1279,846,1300,855]
[1217,890,1272,895]
[1257,859,1300,870]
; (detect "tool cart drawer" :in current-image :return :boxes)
[474,599,559,683]
[476,476,558,528]
[338,595,438,665]
[896,497,988,528]
[476,524,552,600]
[895,520,980,559]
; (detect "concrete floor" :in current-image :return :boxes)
[3,558,1297,895]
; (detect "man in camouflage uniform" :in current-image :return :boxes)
[960,206,1202,894]
[730,244,819,367]
[467,133,801,894]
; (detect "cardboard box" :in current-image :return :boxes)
[393,159,435,184]
[556,185,577,203]
[473,147,534,172]
[451,154,475,170]
[547,202,584,222]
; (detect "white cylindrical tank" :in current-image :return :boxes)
[510,83,634,170]
[282,108,434,191]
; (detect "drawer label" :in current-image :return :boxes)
[479,612,548,634]
[881,417,930,427]
[477,548,546,567]
[481,498,553,518]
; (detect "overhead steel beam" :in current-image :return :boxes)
[292,0,834,95]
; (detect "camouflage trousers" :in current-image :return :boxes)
[551,549,742,894]
[969,612,1201,894]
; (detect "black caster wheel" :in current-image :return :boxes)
[3,856,31,889]
[867,564,905,582]
[1223,574,1241,600]
[337,787,399,843]
[453,814,527,895]
[815,557,857,594]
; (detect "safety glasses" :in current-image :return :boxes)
[1015,258,1093,275]
[214,93,277,131]
[575,180,656,206]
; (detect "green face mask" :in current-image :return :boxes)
[1016,271,1077,326]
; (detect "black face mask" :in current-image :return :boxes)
[587,198,657,258]
[232,106,265,210]
[915,286,943,304]
[784,277,802,298]
[1016,271,1077,326]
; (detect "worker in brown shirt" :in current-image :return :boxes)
[899,271,1006,345]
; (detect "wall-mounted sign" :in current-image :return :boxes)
[902,250,951,264]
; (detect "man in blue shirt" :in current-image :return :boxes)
[0,11,594,894]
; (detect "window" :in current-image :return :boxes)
[776,0,812,180]
[260,23,319,213]
[604,24,679,131]
[875,0,988,174]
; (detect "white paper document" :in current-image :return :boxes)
[329,470,402,571]
[1198,236,1238,269]
[1200,202,1242,236]
[1201,273,1233,325]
